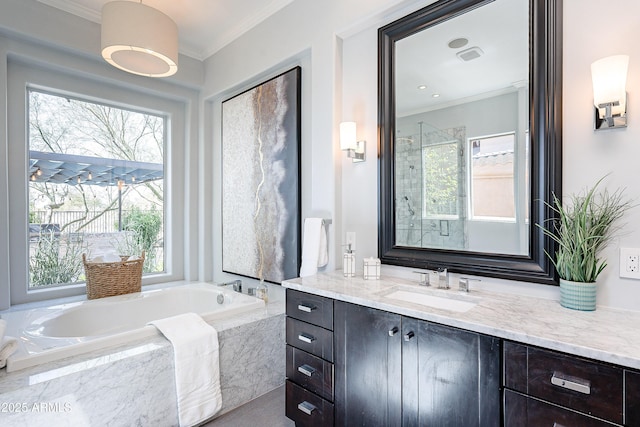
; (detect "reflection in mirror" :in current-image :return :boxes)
[378,0,562,284]
[393,0,529,255]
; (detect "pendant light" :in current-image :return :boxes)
[101,1,178,77]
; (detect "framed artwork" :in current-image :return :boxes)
[222,67,301,283]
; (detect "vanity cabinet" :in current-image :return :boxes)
[285,289,335,426]
[286,287,640,427]
[503,341,630,426]
[334,300,500,426]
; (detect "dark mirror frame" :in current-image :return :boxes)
[378,0,562,285]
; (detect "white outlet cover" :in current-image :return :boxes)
[620,247,640,279]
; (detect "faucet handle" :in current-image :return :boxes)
[459,277,481,293]
[412,271,430,286]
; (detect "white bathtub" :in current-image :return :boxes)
[2,283,265,372]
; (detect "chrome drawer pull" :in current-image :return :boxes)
[388,326,399,336]
[297,401,316,415]
[297,304,316,313]
[298,333,315,344]
[404,331,415,341]
[298,364,316,377]
[551,372,591,395]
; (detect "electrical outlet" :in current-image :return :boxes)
[620,247,640,279]
[346,232,356,252]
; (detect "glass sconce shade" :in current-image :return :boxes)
[340,121,357,151]
[591,55,628,129]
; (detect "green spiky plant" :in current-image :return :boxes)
[538,177,633,283]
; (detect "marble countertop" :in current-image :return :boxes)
[282,272,640,370]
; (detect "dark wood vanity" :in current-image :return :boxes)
[285,289,335,426]
[504,341,640,426]
[285,288,640,426]
[334,300,500,426]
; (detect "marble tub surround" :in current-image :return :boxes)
[282,272,640,370]
[0,284,286,427]
[1,281,272,372]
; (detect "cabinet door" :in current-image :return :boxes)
[402,318,500,427]
[334,301,402,427]
[626,369,640,426]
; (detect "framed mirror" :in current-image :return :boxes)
[378,0,562,284]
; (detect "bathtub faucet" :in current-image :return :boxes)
[218,279,242,293]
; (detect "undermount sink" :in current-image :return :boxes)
[379,287,479,313]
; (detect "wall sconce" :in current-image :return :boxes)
[591,55,629,130]
[339,122,366,163]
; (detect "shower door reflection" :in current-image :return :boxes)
[395,122,467,250]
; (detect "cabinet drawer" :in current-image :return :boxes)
[286,380,334,427]
[504,389,619,427]
[286,289,334,330]
[286,317,333,362]
[626,370,640,426]
[504,342,623,424]
[286,345,334,402]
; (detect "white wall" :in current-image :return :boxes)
[205,0,640,310]
[561,0,640,310]
[201,0,430,287]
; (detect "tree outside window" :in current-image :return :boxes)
[422,141,459,218]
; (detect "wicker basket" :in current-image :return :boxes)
[83,251,145,300]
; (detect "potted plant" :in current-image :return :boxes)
[538,177,633,311]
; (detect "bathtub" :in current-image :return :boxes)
[2,282,265,372]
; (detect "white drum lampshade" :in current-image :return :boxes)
[101,1,178,77]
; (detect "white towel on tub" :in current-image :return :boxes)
[148,313,222,426]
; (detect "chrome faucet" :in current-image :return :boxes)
[458,277,480,293]
[437,268,450,289]
[459,277,470,293]
[218,279,242,293]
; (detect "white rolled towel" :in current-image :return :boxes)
[0,336,18,369]
[300,218,328,277]
[0,319,6,342]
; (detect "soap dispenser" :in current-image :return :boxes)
[256,279,269,303]
[343,244,356,277]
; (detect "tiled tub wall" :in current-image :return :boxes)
[0,313,285,426]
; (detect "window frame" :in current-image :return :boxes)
[7,60,185,305]
[467,131,518,223]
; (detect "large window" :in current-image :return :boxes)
[468,133,516,221]
[5,58,187,307]
[27,91,165,290]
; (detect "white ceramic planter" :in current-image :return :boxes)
[559,278,596,311]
